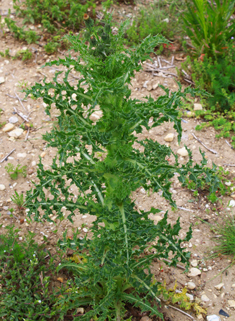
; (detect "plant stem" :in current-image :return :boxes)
[115,301,121,321]
[118,203,129,264]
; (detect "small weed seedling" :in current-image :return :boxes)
[211,212,235,258]
[11,191,25,212]
[26,14,212,320]
[5,163,27,179]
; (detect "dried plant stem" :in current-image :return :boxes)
[168,305,195,320]
[192,133,217,154]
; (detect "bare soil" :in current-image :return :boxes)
[0,1,235,320]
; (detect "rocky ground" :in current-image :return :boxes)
[1,1,235,321]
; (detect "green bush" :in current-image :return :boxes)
[125,0,186,45]
[13,0,96,31]
[0,225,67,320]
[182,0,235,57]
[190,43,235,111]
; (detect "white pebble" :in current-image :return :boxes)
[17,152,27,158]
[2,123,15,132]
[164,133,174,142]
[177,147,188,157]
[0,184,6,191]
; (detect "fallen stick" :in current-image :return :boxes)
[223,163,235,167]
[162,258,185,270]
[157,56,162,68]
[14,91,27,111]
[167,305,195,321]
[153,71,178,78]
[177,206,194,213]
[6,93,27,102]
[225,139,234,149]
[192,133,217,154]
[0,149,16,163]
[13,107,29,122]
[25,128,30,141]
[184,78,194,85]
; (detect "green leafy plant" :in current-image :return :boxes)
[11,191,25,211]
[5,163,27,180]
[158,281,207,315]
[13,48,33,61]
[4,17,40,44]
[0,48,10,58]
[0,225,67,320]
[178,42,235,145]
[2,0,96,54]
[125,0,185,46]
[182,0,235,57]
[25,14,216,320]
[210,213,235,258]
[190,43,235,111]
[178,149,233,203]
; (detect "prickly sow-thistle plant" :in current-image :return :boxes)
[25,15,199,320]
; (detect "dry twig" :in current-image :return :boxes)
[192,133,217,154]
[0,149,16,163]
[168,305,195,320]
[14,91,27,111]
[225,139,234,149]
[13,107,29,122]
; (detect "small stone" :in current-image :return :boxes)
[31,161,37,166]
[76,307,85,314]
[201,294,210,302]
[140,317,152,321]
[9,116,19,124]
[194,103,203,111]
[27,168,34,175]
[0,184,6,191]
[188,267,201,277]
[17,152,27,158]
[8,128,24,138]
[164,133,174,142]
[225,181,232,186]
[40,151,46,158]
[229,200,235,207]
[187,281,196,290]
[228,300,235,307]
[2,123,15,132]
[219,309,229,317]
[0,77,5,84]
[153,82,159,90]
[177,147,188,157]
[214,283,224,290]
[191,259,198,267]
[186,111,195,117]
[207,316,221,321]
[186,293,194,301]
[232,284,235,287]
